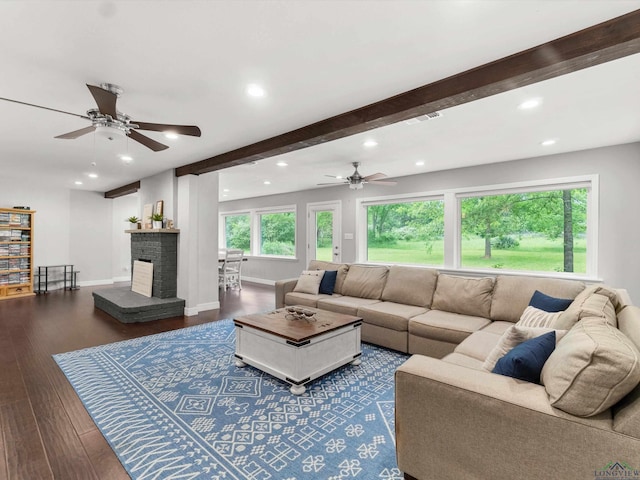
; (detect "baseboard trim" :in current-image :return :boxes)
[242,276,275,286]
[78,279,115,287]
[184,301,220,317]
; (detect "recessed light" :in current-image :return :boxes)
[88,173,98,179]
[336,175,343,180]
[74,181,83,185]
[519,98,542,110]
[263,180,271,185]
[363,139,378,148]
[415,160,425,166]
[120,155,133,163]
[223,188,230,192]
[164,132,178,140]
[246,83,266,98]
[276,161,288,167]
[541,139,557,146]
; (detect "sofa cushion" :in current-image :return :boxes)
[541,316,640,417]
[285,291,339,308]
[492,331,556,384]
[490,275,585,322]
[341,265,389,299]
[431,274,494,318]
[454,330,502,362]
[380,265,438,308]
[357,302,427,332]
[409,310,491,345]
[556,291,618,330]
[293,270,324,295]
[482,325,567,372]
[479,321,513,336]
[317,296,381,316]
[529,290,573,312]
[308,260,349,295]
[319,270,338,295]
[442,352,485,370]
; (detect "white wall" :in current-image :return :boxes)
[0,182,71,268]
[220,142,640,303]
[112,193,139,281]
[69,190,113,284]
[141,170,176,223]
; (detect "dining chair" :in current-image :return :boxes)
[218,248,244,289]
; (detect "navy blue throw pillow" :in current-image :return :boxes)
[319,270,338,295]
[529,290,573,312]
[492,331,556,384]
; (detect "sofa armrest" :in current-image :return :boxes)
[275,277,298,308]
[395,355,636,480]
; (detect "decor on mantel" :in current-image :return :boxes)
[126,216,140,229]
[142,203,153,229]
[151,212,163,229]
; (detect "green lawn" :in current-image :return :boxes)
[329,236,586,273]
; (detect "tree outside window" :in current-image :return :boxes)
[260,212,296,257]
[366,200,444,265]
[224,214,250,251]
[460,188,587,272]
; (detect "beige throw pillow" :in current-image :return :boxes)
[541,316,640,417]
[517,306,562,328]
[293,270,325,295]
[482,325,567,372]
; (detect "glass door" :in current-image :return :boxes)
[307,202,341,264]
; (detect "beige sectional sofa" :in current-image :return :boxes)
[276,260,640,479]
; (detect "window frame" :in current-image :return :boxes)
[356,175,599,280]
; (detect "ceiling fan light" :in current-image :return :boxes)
[349,183,363,190]
[95,125,125,141]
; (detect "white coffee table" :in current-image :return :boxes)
[234,307,362,395]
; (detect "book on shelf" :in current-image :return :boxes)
[8,258,20,271]
[8,273,20,284]
[0,245,8,256]
[19,272,30,283]
[20,214,30,227]
[0,259,8,271]
[20,245,30,255]
[8,244,21,256]
[0,230,10,240]
[10,230,22,241]
[0,275,8,285]
[0,212,9,224]
[8,214,21,226]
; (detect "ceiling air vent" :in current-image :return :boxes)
[404,111,444,125]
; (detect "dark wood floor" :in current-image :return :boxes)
[0,282,275,479]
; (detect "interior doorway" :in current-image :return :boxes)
[307,201,341,265]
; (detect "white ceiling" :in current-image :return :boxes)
[1,1,639,201]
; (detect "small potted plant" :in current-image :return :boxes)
[151,213,164,229]
[127,216,140,229]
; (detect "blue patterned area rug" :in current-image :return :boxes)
[54,319,410,480]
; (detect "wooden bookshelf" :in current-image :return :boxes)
[0,208,35,300]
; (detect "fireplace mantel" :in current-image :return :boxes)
[125,229,180,234]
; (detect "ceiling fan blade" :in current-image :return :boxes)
[132,122,201,137]
[0,97,90,119]
[127,129,169,151]
[368,180,397,185]
[87,84,118,118]
[55,125,96,139]
[363,172,388,181]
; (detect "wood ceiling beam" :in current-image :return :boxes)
[104,180,141,199]
[172,10,640,177]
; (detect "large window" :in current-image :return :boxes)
[223,214,250,250]
[365,199,445,265]
[460,187,588,273]
[220,205,296,258]
[357,176,596,277]
[259,211,296,256]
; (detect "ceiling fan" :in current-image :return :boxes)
[319,162,397,190]
[0,83,201,152]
